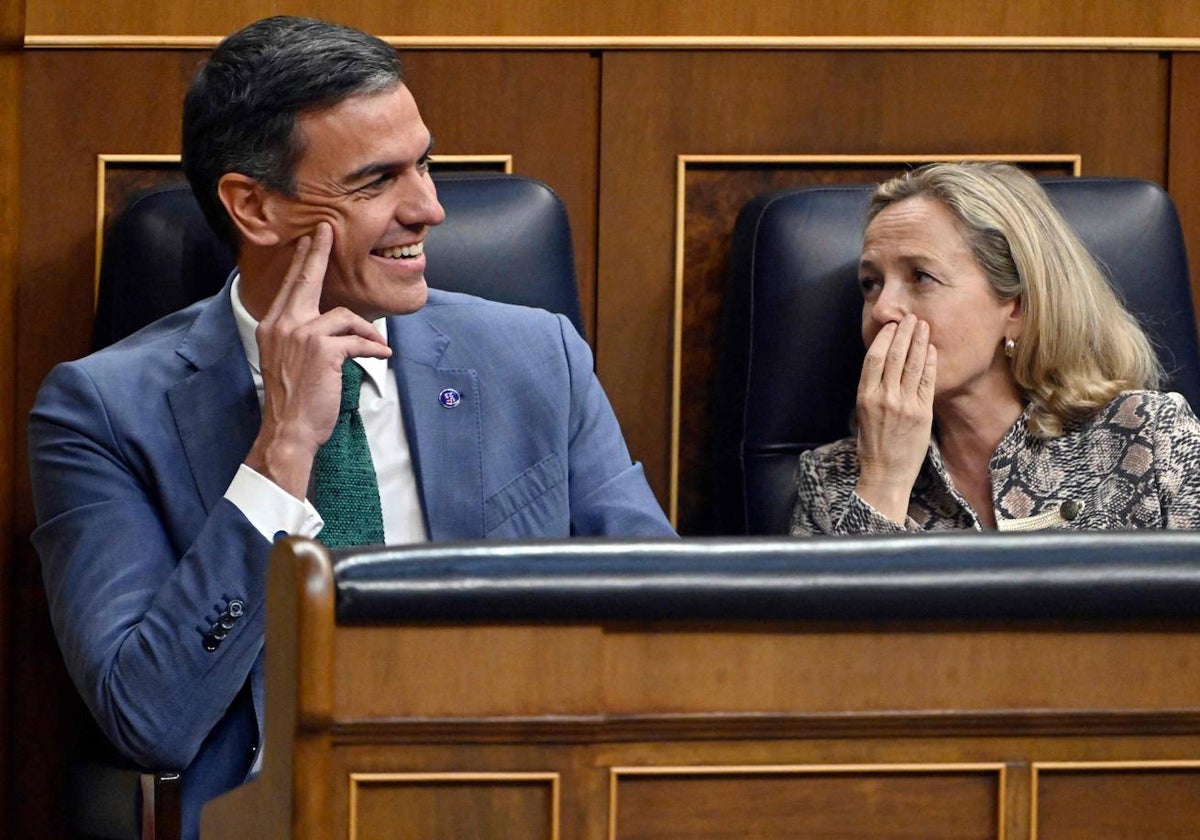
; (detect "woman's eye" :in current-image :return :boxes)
[913,269,935,285]
[859,277,881,297]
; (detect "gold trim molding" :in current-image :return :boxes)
[26,34,1200,51]
[1030,759,1200,840]
[668,152,1083,526]
[349,771,560,840]
[94,153,181,305]
[609,762,1007,840]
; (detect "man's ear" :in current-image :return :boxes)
[217,173,282,247]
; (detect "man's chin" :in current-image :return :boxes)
[323,278,429,321]
[394,280,429,315]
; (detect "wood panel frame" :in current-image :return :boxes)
[348,771,561,840]
[609,763,1007,840]
[1030,760,1200,840]
[199,539,1200,839]
[0,5,20,834]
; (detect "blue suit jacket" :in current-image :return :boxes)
[29,282,674,838]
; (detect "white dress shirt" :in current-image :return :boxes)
[222,273,428,545]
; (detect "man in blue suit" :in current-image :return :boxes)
[29,16,674,839]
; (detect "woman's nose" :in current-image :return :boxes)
[869,282,908,326]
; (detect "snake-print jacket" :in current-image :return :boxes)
[790,390,1200,535]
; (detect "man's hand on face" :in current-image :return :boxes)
[243,222,392,499]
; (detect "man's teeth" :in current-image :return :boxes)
[373,242,424,259]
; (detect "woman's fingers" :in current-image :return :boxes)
[861,315,931,397]
[881,314,918,389]
[917,343,938,405]
[860,321,897,390]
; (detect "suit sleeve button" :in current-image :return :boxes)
[227,599,245,618]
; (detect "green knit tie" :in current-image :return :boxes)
[313,360,385,548]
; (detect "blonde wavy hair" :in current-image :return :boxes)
[868,161,1162,438]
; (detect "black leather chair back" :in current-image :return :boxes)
[717,177,1200,535]
[93,172,583,350]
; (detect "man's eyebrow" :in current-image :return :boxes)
[345,134,435,185]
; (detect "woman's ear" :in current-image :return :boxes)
[1007,294,1024,338]
[217,173,281,247]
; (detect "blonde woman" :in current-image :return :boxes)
[791,161,1200,534]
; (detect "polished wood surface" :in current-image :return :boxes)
[1169,53,1200,329]
[328,623,1200,719]
[201,541,1200,840]
[352,774,557,840]
[1033,764,1200,839]
[400,51,600,339]
[22,0,1200,39]
[611,767,1000,839]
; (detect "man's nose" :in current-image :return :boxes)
[399,174,446,227]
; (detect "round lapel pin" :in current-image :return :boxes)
[439,388,462,408]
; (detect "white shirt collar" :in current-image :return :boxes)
[229,272,390,393]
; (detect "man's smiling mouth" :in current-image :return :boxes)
[372,241,424,259]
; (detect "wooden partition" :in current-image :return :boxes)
[0,1,21,828]
[203,539,1200,840]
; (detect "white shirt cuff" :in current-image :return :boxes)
[225,463,324,543]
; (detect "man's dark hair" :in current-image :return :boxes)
[182,16,404,249]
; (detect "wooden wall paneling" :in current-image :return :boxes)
[203,534,1200,840]
[199,536,1200,839]
[1,3,23,835]
[1004,762,1033,840]
[17,50,205,516]
[597,50,1168,521]
[313,736,1200,840]
[326,623,1200,720]
[1168,53,1200,328]
[13,51,206,839]
[398,51,600,340]
[349,773,559,840]
[21,0,1200,39]
[1032,762,1200,840]
[610,765,1002,840]
[322,745,600,840]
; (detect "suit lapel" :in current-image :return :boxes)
[167,283,260,513]
[390,306,485,540]
[160,279,269,768]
